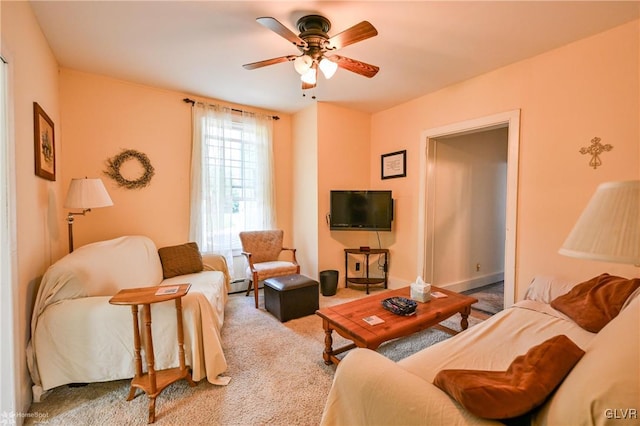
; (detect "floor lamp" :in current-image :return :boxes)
[559,180,639,266]
[64,178,113,253]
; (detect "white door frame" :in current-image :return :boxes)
[417,110,520,307]
[0,53,19,416]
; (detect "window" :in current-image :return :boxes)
[189,103,275,275]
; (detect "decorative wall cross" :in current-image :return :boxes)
[579,137,613,169]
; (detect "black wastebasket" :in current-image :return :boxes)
[319,270,339,296]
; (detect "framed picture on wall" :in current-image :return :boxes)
[33,102,56,181]
[381,150,406,179]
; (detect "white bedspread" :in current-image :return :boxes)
[320,300,596,425]
[26,236,230,402]
[320,276,639,426]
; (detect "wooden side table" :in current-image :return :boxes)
[109,284,196,423]
[344,248,389,294]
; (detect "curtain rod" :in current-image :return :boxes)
[182,98,279,120]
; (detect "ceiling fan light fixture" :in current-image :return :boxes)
[244,15,379,89]
[293,55,313,75]
[301,67,317,85]
[319,57,338,79]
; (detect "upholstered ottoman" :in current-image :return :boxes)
[264,274,319,322]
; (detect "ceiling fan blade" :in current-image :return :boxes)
[243,55,296,70]
[327,21,378,50]
[256,17,307,48]
[331,55,379,78]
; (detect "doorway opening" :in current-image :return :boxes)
[431,128,507,297]
[417,110,520,308]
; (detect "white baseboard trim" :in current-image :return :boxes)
[438,272,504,293]
[388,273,503,293]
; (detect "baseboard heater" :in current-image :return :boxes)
[228,278,263,294]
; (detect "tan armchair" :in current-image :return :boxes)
[239,230,300,308]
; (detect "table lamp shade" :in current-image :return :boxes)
[64,178,113,209]
[559,180,639,265]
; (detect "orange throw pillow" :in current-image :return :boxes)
[433,335,585,420]
[550,273,640,333]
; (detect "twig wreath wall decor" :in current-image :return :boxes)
[104,149,155,189]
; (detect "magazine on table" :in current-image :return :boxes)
[363,315,385,325]
[155,286,180,296]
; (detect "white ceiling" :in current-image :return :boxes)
[30,1,639,114]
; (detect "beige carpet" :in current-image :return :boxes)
[25,288,481,426]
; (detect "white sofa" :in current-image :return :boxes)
[27,235,231,402]
[320,275,640,425]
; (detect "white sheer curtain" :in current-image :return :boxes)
[189,101,276,277]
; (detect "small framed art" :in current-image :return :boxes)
[381,150,406,180]
[33,102,56,181]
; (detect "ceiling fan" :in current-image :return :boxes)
[243,14,379,90]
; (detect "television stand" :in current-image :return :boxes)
[344,248,389,294]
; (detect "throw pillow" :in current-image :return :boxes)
[523,275,578,304]
[534,296,639,425]
[550,273,640,333]
[158,242,203,279]
[433,335,585,420]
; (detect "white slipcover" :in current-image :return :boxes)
[320,276,639,425]
[26,236,230,402]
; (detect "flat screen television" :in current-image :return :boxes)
[330,190,394,231]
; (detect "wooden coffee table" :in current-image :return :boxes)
[316,286,477,365]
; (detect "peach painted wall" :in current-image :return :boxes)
[59,70,190,248]
[370,20,640,300]
[291,102,371,284]
[317,103,371,286]
[292,104,318,278]
[59,69,293,250]
[2,0,64,413]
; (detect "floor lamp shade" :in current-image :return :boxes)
[64,178,113,209]
[559,180,639,265]
[64,178,113,252]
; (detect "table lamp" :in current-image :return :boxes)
[64,177,113,253]
[559,180,639,266]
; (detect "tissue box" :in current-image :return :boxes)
[410,283,432,303]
